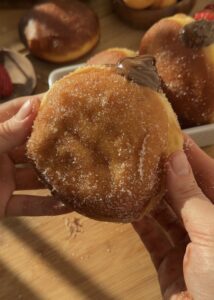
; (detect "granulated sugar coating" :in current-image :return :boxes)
[27,65,183,222]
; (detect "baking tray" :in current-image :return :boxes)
[48,64,214,148]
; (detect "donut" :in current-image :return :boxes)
[123,0,176,9]
[152,0,176,8]
[112,0,195,29]
[140,14,214,126]
[123,0,154,9]
[27,56,183,222]
[87,47,137,65]
[19,1,100,63]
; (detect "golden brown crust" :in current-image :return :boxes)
[123,0,154,9]
[112,0,195,30]
[140,18,214,126]
[87,48,137,65]
[152,0,176,8]
[19,1,100,63]
[27,65,182,222]
[123,0,176,9]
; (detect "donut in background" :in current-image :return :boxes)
[140,14,214,127]
[87,47,137,65]
[19,1,100,63]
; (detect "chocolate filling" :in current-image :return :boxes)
[181,20,214,48]
[115,55,161,92]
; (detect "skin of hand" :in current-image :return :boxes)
[0,95,73,217]
[133,136,214,300]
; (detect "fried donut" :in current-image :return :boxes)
[19,1,100,63]
[140,14,214,126]
[123,0,154,9]
[112,0,195,29]
[87,47,136,65]
[152,0,176,8]
[123,0,176,9]
[27,56,183,222]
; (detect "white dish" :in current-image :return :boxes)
[48,63,84,87]
[48,64,214,148]
[183,124,214,147]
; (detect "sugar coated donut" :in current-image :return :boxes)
[140,14,214,126]
[27,56,183,222]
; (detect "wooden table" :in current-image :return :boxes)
[0,1,213,299]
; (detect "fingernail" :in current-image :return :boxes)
[16,100,32,121]
[170,151,190,176]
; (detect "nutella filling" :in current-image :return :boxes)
[115,55,161,92]
[181,20,214,48]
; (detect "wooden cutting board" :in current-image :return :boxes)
[0,1,213,299]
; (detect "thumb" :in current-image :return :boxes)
[0,99,38,154]
[166,150,214,244]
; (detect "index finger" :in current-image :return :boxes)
[0,94,44,123]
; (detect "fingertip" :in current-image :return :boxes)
[183,133,214,183]
[18,97,40,129]
[18,96,40,119]
[183,134,199,158]
[0,101,38,153]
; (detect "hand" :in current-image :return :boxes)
[133,136,214,300]
[0,95,72,218]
